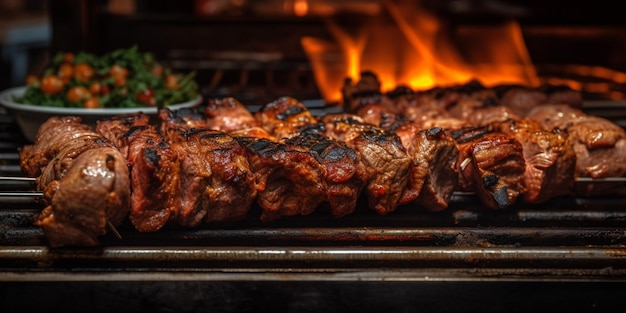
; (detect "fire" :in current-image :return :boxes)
[302,0,540,103]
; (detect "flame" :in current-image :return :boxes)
[302,0,541,103]
[294,0,308,16]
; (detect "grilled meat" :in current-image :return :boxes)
[159,123,257,226]
[205,98,330,221]
[35,147,130,247]
[500,85,582,117]
[465,105,521,127]
[491,118,576,203]
[285,133,367,217]
[19,116,108,179]
[450,126,526,209]
[254,96,318,141]
[393,123,460,211]
[205,97,276,140]
[527,104,626,195]
[235,136,327,221]
[19,116,131,247]
[95,112,151,149]
[97,114,184,232]
[320,114,412,215]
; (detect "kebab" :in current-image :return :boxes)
[17,82,626,247]
[18,116,130,247]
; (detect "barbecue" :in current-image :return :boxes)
[9,73,626,250]
[2,83,626,312]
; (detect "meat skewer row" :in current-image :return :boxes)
[18,86,625,246]
[344,72,626,204]
[206,97,367,220]
[209,96,459,215]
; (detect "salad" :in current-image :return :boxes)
[14,46,199,109]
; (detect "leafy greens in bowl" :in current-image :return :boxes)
[0,86,202,142]
[14,46,198,109]
[1,46,202,142]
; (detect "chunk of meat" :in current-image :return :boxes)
[35,147,130,247]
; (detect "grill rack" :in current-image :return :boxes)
[1,105,626,312]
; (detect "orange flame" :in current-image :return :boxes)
[302,0,541,103]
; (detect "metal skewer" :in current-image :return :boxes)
[574,177,626,182]
[0,176,36,182]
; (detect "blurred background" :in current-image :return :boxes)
[3,0,626,105]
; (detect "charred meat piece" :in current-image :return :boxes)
[527,104,626,195]
[451,127,526,209]
[499,87,548,117]
[19,116,117,190]
[122,125,182,232]
[492,118,576,203]
[165,128,257,226]
[499,85,582,117]
[205,97,276,140]
[35,135,116,189]
[447,88,500,122]
[95,112,151,149]
[285,133,367,218]
[465,105,521,127]
[19,116,103,178]
[97,114,183,232]
[394,123,460,211]
[255,96,318,141]
[341,71,389,114]
[320,114,412,215]
[158,106,211,138]
[235,136,326,221]
[35,146,130,248]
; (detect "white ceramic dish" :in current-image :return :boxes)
[0,86,202,142]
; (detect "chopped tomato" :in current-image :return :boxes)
[136,88,156,107]
[74,63,95,82]
[63,53,74,64]
[110,64,129,80]
[66,86,91,103]
[114,76,127,86]
[152,65,163,77]
[166,74,179,90]
[40,75,65,95]
[89,82,102,95]
[82,98,100,109]
[25,75,39,86]
[58,63,74,82]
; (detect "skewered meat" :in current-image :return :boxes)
[205,98,327,221]
[204,97,275,140]
[499,85,582,116]
[19,116,110,179]
[527,104,626,195]
[284,133,367,218]
[36,147,130,247]
[320,114,412,215]
[159,118,257,226]
[95,112,151,149]
[20,116,130,247]
[491,118,576,203]
[98,114,182,232]
[393,123,460,211]
[235,136,327,221]
[255,96,319,141]
[450,126,526,209]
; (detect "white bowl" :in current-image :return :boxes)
[0,86,202,142]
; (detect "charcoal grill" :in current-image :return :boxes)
[1,103,626,313]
